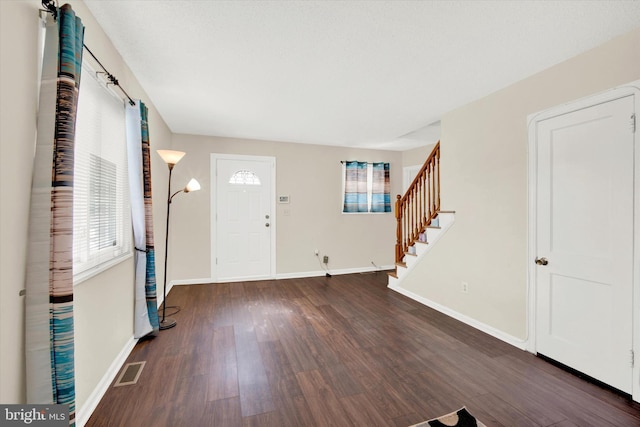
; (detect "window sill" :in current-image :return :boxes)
[341,211,391,215]
[73,251,133,286]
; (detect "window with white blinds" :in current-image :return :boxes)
[73,62,132,284]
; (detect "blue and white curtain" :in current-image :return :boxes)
[126,101,160,338]
[343,161,368,212]
[343,161,391,213]
[25,5,84,424]
[371,162,391,212]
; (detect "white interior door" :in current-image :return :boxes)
[213,155,274,281]
[403,165,421,192]
[535,95,635,393]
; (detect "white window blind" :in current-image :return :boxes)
[73,62,132,283]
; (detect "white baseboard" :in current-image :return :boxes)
[165,266,395,285]
[76,336,138,427]
[276,265,395,280]
[388,283,528,351]
[170,278,214,286]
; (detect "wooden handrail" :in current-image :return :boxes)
[395,141,441,263]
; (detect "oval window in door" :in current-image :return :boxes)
[228,170,261,185]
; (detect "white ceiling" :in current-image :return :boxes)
[84,1,640,151]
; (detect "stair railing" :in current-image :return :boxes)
[395,141,440,263]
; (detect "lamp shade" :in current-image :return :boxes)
[185,178,201,193]
[157,149,186,166]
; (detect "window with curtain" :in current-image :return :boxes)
[73,62,131,283]
[342,161,391,213]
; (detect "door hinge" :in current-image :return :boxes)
[631,349,635,368]
[632,114,636,133]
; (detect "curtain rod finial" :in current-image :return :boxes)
[42,0,57,19]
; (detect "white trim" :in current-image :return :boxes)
[526,79,640,402]
[276,265,396,280]
[73,252,133,286]
[76,336,137,427]
[388,284,526,350]
[634,87,640,403]
[526,103,538,355]
[210,153,277,282]
[210,275,274,283]
[164,266,395,285]
[169,278,214,286]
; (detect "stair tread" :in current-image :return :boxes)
[387,271,398,279]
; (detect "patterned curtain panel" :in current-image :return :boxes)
[371,162,391,212]
[343,161,369,212]
[126,101,160,338]
[25,5,84,424]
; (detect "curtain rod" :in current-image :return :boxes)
[41,0,136,106]
[340,161,387,164]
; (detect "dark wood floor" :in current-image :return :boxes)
[87,272,640,426]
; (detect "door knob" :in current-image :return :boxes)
[535,257,548,266]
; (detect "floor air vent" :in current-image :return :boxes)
[114,361,146,387]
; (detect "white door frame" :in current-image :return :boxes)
[527,80,640,401]
[210,153,277,282]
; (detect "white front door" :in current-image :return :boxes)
[534,95,635,393]
[212,155,275,281]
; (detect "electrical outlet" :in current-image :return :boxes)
[461,281,469,293]
[314,249,319,256]
[323,255,329,264]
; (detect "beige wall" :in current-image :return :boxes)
[169,134,403,281]
[0,0,38,404]
[401,27,640,339]
[402,143,436,168]
[0,0,172,410]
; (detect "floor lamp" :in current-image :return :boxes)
[157,149,201,330]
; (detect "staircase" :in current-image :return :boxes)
[387,211,455,287]
[388,141,455,287]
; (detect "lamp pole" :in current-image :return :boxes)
[156,149,200,331]
[160,162,177,330]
